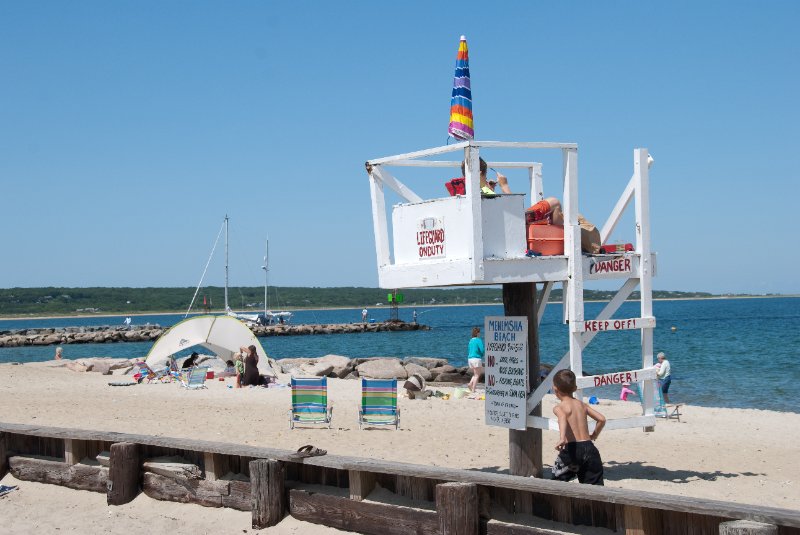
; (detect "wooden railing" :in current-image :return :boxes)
[1,422,797,534]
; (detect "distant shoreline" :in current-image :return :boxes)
[1,294,796,322]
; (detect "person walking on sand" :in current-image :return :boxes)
[656,351,672,403]
[54,347,63,360]
[467,327,485,392]
[551,369,606,485]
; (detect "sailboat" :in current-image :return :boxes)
[234,240,293,326]
[186,216,293,324]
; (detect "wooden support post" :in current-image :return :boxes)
[436,482,478,535]
[250,459,285,529]
[719,520,778,535]
[107,442,139,505]
[204,452,227,481]
[503,282,542,479]
[349,469,375,501]
[0,432,7,480]
[64,439,87,465]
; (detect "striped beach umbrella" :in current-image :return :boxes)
[448,35,474,140]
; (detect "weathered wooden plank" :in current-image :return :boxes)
[624,504,662,535]
[142,472,249,510]
[436,482,478,535]
[485,518,576,535]
[1,422,799,530]
[349,470,376,501]
[143,457,202,481]
[0,432,7,480]
[720,520,778,534]
[108,442,139,505]
[290,488,438,535]
[250,459,285,529]
[9,455,107,493]
[396,475,432,502]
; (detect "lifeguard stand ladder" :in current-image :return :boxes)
[366,140,659,432]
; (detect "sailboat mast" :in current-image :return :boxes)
[224,215,229,312]
[264,240,269,316]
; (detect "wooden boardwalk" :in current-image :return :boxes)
[1,422,797,534]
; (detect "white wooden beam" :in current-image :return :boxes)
[385,160,540,169]
[599,173,635,243]
[368,171,391,269]
[465,147,484,282]
[473,141,578,150]
[634,148,655,420]
[370,167,423,204]
[536,281,553,326]
[367,142,469,165]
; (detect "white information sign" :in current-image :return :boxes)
[484,316,528,430]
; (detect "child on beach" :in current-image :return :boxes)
[551,369,606,485]
[233,352,245,388]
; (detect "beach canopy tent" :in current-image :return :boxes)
[145,315,277,377]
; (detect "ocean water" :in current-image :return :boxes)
[1,298,798,413]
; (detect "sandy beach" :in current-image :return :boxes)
[1,361,798,533]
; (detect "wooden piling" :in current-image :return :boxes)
[503,282,543,480]
[107,442,139,505]
[436,482,479,535]
[250,459,285,529]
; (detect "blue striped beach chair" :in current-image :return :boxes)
[180,367,209,390]
[288,377,333,429]
[359,378,400,430]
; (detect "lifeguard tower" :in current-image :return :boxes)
[366,140,660,438]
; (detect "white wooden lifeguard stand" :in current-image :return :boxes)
[366,140,659,432]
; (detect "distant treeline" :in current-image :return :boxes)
[0,286,746,316]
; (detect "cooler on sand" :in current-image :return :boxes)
[527,223,564,256]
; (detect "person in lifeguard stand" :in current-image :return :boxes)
[460,157,512,196]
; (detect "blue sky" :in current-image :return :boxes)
[1,1,798,294]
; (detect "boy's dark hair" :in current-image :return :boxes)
[461,157,488,176]
[226,360,234,367]
[553,369,577,394]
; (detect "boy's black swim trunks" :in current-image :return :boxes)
[551,440,604,485]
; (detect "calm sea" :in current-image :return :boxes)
[1,298,798,413]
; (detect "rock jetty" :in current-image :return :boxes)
[0,321,429,348]
[58,354,476,384]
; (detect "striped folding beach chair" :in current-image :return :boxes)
[288,377,333,429]
[180,367,209,390]
[359,378,400,430]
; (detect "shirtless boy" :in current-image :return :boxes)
[551,369,606,485]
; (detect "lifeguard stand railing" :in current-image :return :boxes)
[366,140,659,431]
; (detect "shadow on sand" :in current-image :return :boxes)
[471,462,763,484]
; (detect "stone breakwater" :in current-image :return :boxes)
[0,321,429,348]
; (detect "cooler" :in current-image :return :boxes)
[527,223,564,256]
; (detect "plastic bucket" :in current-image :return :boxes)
[206,370,214,379]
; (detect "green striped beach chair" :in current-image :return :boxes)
[180,367,209,390]
[359,379,400,430]
[289,377,333,429]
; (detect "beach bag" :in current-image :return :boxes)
[445,177,466,196]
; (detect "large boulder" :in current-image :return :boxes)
[430,364,456,376]
[403,363,432,381]
[403,357,448,370]
[434,372,469,383]
[276,358,314,374]
[318,354,354,378]
[356,358,408,380]
[290,362,335,377]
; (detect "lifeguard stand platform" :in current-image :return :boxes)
[366,140,659,431]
